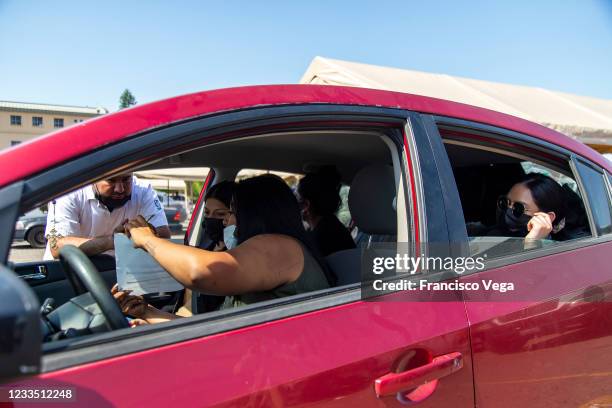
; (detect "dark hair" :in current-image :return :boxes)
[558,184,589,239]
[204,180,235,209]
[297,166,342,216]
[520,173,591,239]
[520,173,567,227]
[233,174,336,285]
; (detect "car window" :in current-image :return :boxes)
[9,207,49,263]
[441,136,592,262]
[575,161,612,235]
[9,123,408,355]
[7,171,198,264]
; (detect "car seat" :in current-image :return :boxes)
[326,164,397,286]
[453,163,525,230]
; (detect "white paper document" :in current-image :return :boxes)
[115,233,183,295]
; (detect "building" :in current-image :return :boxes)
[0,101,108,149]
[301,57,612,153]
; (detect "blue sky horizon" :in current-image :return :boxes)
[1,0,611,111]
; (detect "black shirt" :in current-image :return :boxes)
[311,215,356,257]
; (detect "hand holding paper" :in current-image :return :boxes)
[115,233,183,295]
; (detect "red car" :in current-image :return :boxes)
[0,85,611,407]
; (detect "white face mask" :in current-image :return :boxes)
[223,225,238,250]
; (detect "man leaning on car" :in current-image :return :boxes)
[43,174,171,260]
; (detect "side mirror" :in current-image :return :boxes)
[0,265,41,383]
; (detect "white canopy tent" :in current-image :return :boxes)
[135,168,210,183]
[300,57,612,153]
[134,168,210,206]
[138,178,187,191]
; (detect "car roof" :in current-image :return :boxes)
[1,84,609,187]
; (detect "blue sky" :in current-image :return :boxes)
[1,0,611,111]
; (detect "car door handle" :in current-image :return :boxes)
[20,265,48,281]
[374,352,463,398]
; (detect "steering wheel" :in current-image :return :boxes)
[59,245,129,330]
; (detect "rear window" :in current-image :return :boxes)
[575,161,612,235]
[440,131,592,263]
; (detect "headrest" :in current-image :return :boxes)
[348,164,396,235]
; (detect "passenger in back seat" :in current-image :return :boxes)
[297,166,356,256]
[487,173,589,246]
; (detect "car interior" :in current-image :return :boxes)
[438,126,591,255]
[11,128,407,345]
[10,122,594,347]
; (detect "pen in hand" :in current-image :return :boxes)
[119,214,156,236]
[143,214,158,236]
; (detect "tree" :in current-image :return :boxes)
[190,180,204,200]
[119,89,137,109]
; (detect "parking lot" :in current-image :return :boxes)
[8,240,44,263]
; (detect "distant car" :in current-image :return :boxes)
[13,208,47,248]
[164,205,187,233]
[157,191,192,213]
[157,191,189,233]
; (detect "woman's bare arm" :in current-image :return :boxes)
[126,219,304,296]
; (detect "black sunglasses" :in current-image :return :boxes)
[497,196,526,217]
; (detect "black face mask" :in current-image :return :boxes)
[203,217,224,243]
[503,208,532,236]
[96,193,131,212]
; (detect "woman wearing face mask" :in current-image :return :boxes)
[114,175,333,324]
[490,173,587,248]
[179,181,236,315]
[113,181,236,319]
[201,181,236,251]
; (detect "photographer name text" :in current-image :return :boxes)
[373,279,515,292]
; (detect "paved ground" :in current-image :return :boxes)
[8,241,44,263]
[8,232,186,264]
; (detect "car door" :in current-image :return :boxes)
[427,116,612,408]
[1,104,475,407]
[11,256,117,307]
